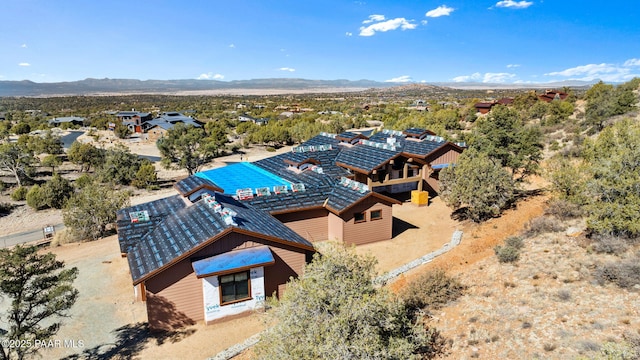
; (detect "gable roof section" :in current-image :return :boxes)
[116,195,187,254]
[301,134,341,147]
[126,193,313,284]
[336,131,368,143]
[253,149,348,185]
[247,180,400,215]
[174,175,224,197]
[335,145,399,174]
[403,127,435,138]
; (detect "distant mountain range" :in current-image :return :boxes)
[0,77,599,97]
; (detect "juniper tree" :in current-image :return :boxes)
[439,147,516,222]
[255,245,446,360]
[0,245,78,360]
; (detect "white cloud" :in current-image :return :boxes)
[229,44,235,48]
[624,58,640,67]
[451,72,515,83]
[346,32,353,36]
[421,20,428,25]
[279,67,295,72]
[363,14,385,24]
[385,75,412,83]
[197,72,224,80]
[545,63,619,77]
[506,64,520,68]
[425,5,454,18]
[495,1,533,9]
[544,62,639,82]
[18,62,30,67]
[452,72,482,82]
[21,44,27,48]
[359,17,417,36]
[483,72,516,83]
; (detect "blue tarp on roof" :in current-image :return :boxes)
[196,162,290,195]
[431,163,453,170]
[192,245,274,277]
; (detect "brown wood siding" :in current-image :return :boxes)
[328,212,344,242]
[425,176,440,193]
[429,147,460,166]
[274,209,329,242]
[264,247,305,298]
[144,232,309,330]
[341,198,393,246]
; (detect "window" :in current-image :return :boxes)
[370,209,382,221]
[354,212,366,223]
[219,271,250,305]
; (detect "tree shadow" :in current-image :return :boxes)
[0,203,18,218]
[392,216,419,237]
[146,293,196,332]
[60,322,196,360]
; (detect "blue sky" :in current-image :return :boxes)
[2,0,639,84]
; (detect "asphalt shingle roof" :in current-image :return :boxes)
[174,175,223,196]
[335,145,398,173]
[116,195,187,254]
[125,193,312,283]
[247,180,372,214]
[301,134,341,147]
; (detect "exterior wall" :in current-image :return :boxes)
[133,283,145,302]
[425,175,440,193]
[202,266,266,323]
[147,127,167,141]
[341,198,393,246]
[143,232,308,331]
[328,212,344,241]
[274,209,329,242]
[428,146,461,167]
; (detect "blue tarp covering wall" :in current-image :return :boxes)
[196,162,290,195]
[192,245,275,277]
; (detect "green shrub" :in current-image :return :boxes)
[545,199,584,220]
[505,236,524,249]
[26,185,48,210]
[266,146,276,152]
[594,256,640,289]
[494,237,524,263]
[74,174,95,189]
[401,269,466,314]
[131,163,157,189]
[590,234,629,255]
[525,216,564,237]
[10,186,28,201]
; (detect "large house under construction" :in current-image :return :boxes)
[116,128,464,330]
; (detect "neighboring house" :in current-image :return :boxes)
[143,112,202,140]
[145,123,171,141]
[538,90,569,103]
[475,99,514,114]
[238,114,256,123]
[254,118,270,126]
[474,101,496,114]
[116,111,153,133]
[48,116,85,127]
[238,114,270,125]
[496,98,514,106]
